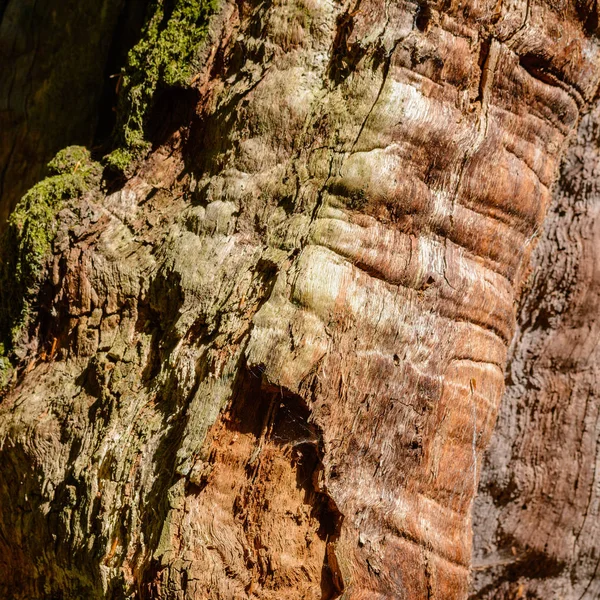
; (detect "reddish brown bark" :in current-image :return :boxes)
[0,0,599,599]
[472,100,600,600]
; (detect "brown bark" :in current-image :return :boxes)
[0,0,599,599]
[472,100,600,600]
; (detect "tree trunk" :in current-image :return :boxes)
[472,100,600,600]
[0,0,599,599]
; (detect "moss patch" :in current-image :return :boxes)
[109,0,219,167]
[0,2,220,372]
[0,146,102,359]
[104,147,136,174]
[0,344,11,389]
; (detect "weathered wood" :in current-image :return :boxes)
[0,0,598,598]
[472,100,600,600]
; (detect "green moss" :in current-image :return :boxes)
[0,344,11,390]
[0,146,101,358]
[110,0,219,161]
[47,146,102,180]
[104,147,135,174]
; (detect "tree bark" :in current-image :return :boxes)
[472,100,600,600]
[0,0,599,599]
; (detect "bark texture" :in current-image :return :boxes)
[472,101,600,600]
[0,0,599,599]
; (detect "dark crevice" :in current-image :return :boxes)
[267,385,345,599]
[414,1,432,32]
[575,0,599,36]
[93,0,151,152]
[476,37,491,104]
[519,53,560,87]
[348,41,397,156]
[518,52,586,108]
[146,86,201,149]
[328,2,367,84]
[0,0,9,25]
[222,368,345,599]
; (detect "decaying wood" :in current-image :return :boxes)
[0,0,599,599]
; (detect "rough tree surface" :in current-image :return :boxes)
[0,0,599,599]
[472,101,600,599]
